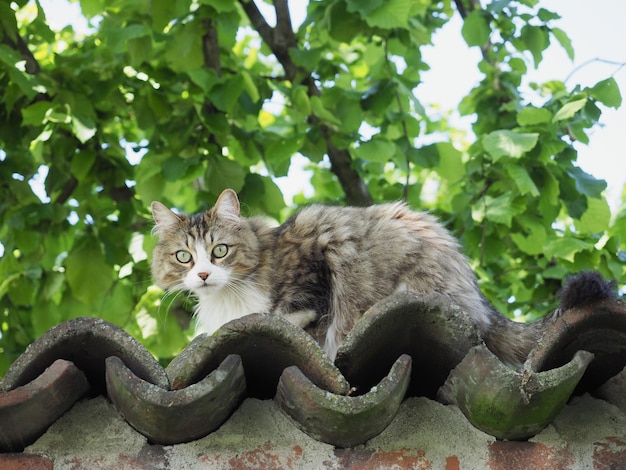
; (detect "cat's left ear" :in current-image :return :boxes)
[214,189,241,222]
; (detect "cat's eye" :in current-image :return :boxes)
[175,250,193,263]
[212,244,228,259]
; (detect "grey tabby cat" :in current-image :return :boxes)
[151,189,613,364]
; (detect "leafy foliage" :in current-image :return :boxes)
[1,0,624,374]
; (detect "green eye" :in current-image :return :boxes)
[175,250,193,263]
[212,244,228,258]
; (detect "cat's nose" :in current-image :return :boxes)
[198,272,210,281]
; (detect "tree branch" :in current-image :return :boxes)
[453,0,468,19]
[1,32,41,74]
[239,0,373,206]
[202,18,221,76]
[453,0,492,63]
[565,57,626,83]
[320,126,372,206]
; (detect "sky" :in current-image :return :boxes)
[39,0,626,209]
[417,0,626,209]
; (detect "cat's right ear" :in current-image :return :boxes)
[151,201,181,232]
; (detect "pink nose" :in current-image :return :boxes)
[198,272,210,281]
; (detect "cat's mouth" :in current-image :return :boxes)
[195,281,221,292]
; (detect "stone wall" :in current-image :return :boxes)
[2,392,625,469]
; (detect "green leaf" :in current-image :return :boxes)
[265,136,304,176]
[241,71,260,103]
[551,27,574,61]
[209,74,244,113]
[310,96,341,125]
[0,44,21,66]
[552,97,587,122]
[486,194,519,226]
[462,11,490,47]
[127,35,153,66]
[79,0,105,18]
[363,0,411,29]
[589,78,622,109]
[326,1,370,43]
[239,174,286,220]
[436,142,464,183]
[408,145,438,168]
[7,274,37,306]
[346,0,384,16]
[575,197,611,234]
[473,193,522,227]
[151,1,180,31]
[483,130,539,161]
[198,0,236,13]
[506,165,539,196]
[21,101,52,125]
[187,68,220,93]
[521,24,549,67]
[0,273,21,303]
[544,237,593,263]
[163,156,194,181]
[290,48,322,71]
[292,86,312,116]
[206,157,246,194]
[511,220,547,255]
[351,139,396,163]
[537,8,561,22]
[40,271,65,303]
[165,21,204,72]
[71,114,97,143]
[70,150,96,181]
[65,235,114,304]
[100,281,135,326]
[106,24,151,53]
[135,171,165,204]
[517,107,552,126]
[566,166,607,198]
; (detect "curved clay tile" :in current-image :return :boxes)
[335,291,482,398]
[166,313,350,398]
[527,298,626,393]
[0,359,90,452]
[105,354,246,445]
[0,293,625,449]
[437,345,594,440]
[275,354,412,447]
[0,317,169,394]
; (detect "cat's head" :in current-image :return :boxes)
[150,189,261,298]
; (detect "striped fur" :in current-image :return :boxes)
[151,189,608,364]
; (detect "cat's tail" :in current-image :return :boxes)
[482,271,617,365]
[557,270,617,313]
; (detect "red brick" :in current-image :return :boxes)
[446,455,460,470]
[196,444,305,469]
[0,454,53,470]
[332,448,430,469]
[593,436,626,470]
[487,441,575,470]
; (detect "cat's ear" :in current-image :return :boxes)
[151,201,181,231]
[214,189,240,222]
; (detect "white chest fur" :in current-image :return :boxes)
[193,283,271,336]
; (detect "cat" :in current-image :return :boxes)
[150,189,615,364]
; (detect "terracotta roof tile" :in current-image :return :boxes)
[0,293,625,452]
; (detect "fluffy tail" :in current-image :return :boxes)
[557,271,616,312]
[483,271,616,365]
